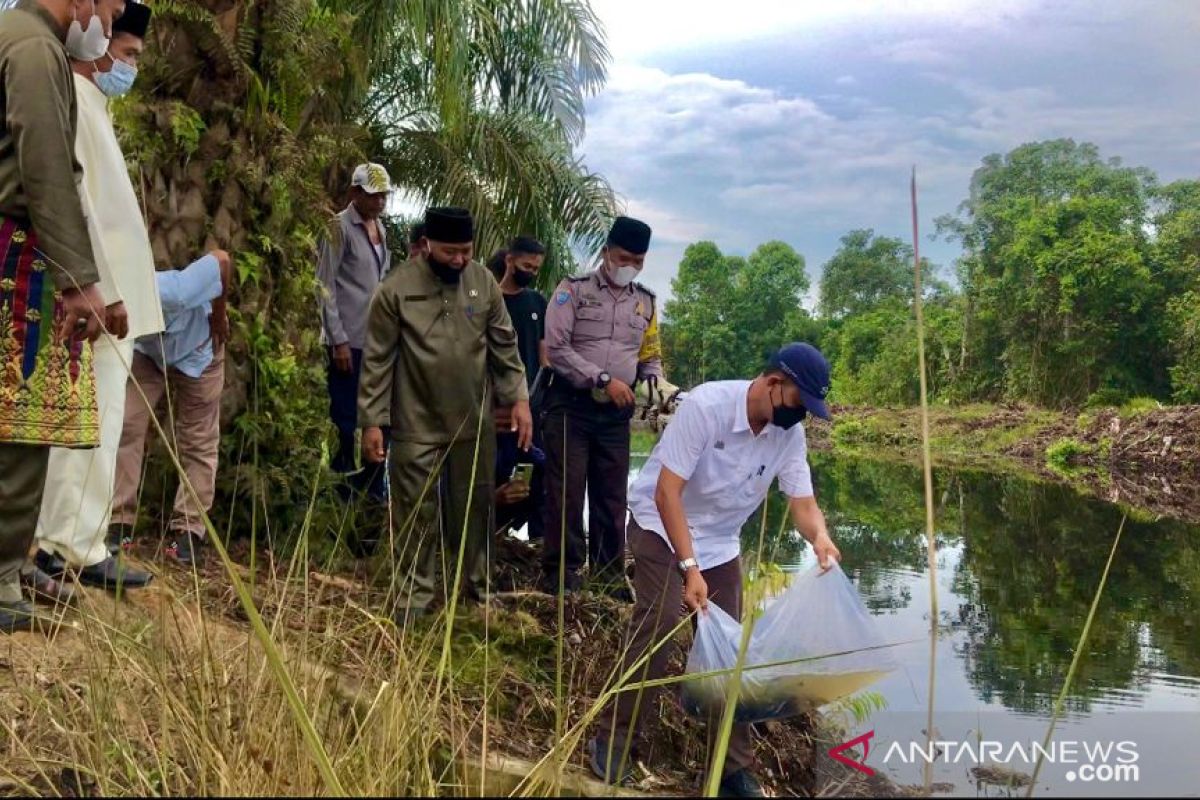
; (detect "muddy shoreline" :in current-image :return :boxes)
[802,403,1200,524]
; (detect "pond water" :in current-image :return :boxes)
[630,451,1200,797]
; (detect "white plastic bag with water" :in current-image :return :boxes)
[681,563,895,723]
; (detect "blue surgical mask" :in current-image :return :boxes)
[95,57,137,98]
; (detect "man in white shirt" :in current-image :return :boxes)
[589,342,842,798]
[26,1,164,602]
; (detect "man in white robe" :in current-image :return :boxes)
[25,0,164,601]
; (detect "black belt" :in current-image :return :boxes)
[545,374,634,421]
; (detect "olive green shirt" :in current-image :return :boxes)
[0,0,98,290]
[359,257,529,444]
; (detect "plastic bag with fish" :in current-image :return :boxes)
[681,563,895,723]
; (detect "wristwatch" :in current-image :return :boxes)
[596,371,612,389]
[677,557,699,574]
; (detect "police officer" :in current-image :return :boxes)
[358,206,532,621]
[540,216,665,598]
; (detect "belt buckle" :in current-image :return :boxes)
[591,388,612,404]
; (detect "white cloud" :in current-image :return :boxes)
[618,196,714,244]
[577,0,1200,303]
[582,63,970,243]
[871,38,957,67]
[589,0,1042,58]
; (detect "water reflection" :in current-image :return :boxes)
[628,450,1200,793]
[790,455,1200,718]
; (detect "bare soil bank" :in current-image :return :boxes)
[807,403,1200,523]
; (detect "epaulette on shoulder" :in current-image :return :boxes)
[633,282,656,298]
[567,275,590,283]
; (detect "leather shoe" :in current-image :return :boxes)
[0,599,57,635]
[75,556,154,591]
[538,571,583,595]
[587,736,637,786]
[20,564,80,606]
[718,769,766,798]
[34,548,68,578]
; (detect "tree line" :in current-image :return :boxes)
[662,139,1200,409]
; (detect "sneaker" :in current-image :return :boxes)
[718,769,766,798]
[106,524,135,556]
[586,736,636,786]
[166,532,203,567]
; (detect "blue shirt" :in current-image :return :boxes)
[134,254,223,378]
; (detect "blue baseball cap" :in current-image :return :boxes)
[767,342,832,420]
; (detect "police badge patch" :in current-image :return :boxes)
[555,290,571,305]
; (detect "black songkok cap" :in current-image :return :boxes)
[606,216,652,255]
[424,207,474,244]
[113,1,152,38]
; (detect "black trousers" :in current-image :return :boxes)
[541,385,631,582]
[326,346,386,499]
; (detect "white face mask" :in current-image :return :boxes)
[66,0,111,62]
[608,262,640,287]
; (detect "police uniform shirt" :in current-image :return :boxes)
[544,269,663,390]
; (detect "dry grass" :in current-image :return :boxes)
[0,531,838,797]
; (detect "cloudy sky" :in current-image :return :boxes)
[579,0,1200,304]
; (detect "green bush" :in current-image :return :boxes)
[831,419,867,446]
[1046,438,1094,470]
[1120,396,1162,417]
[1084,387,1128,409]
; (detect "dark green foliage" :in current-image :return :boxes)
[662,241,819,387]
[937,139,1165,407]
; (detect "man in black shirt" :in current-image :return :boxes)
[493,237,549,540]
[496,237,548,385]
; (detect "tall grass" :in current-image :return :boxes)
[911,168,940,797]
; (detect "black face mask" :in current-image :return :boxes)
[512,269,536,288]
[427,253,463,284]
[771,384,807,430]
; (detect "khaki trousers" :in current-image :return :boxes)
[384,433,495,614]
[112,351,224,536]
[0,444,50,602]
[603,521,755,774]
[37,337,135,567]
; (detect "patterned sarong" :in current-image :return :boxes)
[0,217,98,448]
